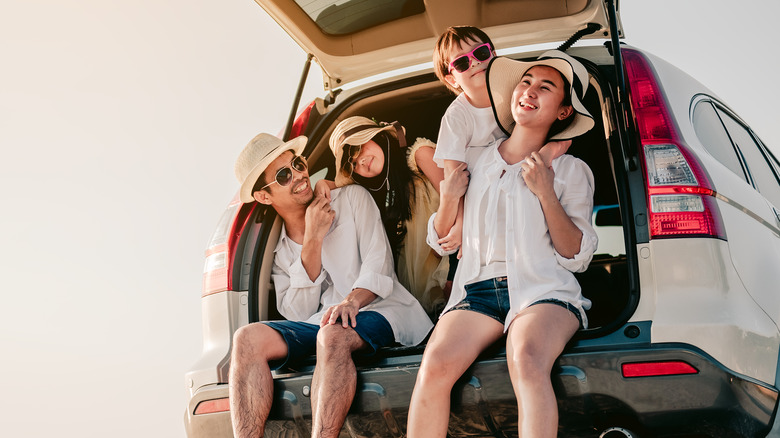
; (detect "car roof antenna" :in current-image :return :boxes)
[557,23,603,52]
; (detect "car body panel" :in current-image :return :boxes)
[253,0,621,88]
[644,238,780,385]
[185,291,247,399]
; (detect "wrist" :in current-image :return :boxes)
[536,190,558,204]
[440,189,462,204]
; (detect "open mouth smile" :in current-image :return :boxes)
[519,101,538,110]
[292,179,309,194]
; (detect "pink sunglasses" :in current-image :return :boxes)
[448,43,494,73]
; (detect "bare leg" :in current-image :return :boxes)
[309,324,368,438]
[407,310,504,438]
[505,304,579,438]
[229,323,289,438]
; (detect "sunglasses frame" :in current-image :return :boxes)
[342,144,362,178]
[259,154,308,190]
[448,42,494,73]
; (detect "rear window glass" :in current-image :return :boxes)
[717,109,780,210]
[692,100,747,183]
[294,0,425,35]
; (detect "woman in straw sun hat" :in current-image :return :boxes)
[316,116,449,319]
[407,50,598,437]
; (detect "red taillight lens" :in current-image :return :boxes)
[288,101,316,139]
[622,361,698,378]
[202,195,256,297]
[623,49,726,240]
[193,397,230,415]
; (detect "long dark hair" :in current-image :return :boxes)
[351,131,419,263]
[547,72,575,140]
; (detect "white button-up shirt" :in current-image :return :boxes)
[428,148,597,330]
[272,184,433,346]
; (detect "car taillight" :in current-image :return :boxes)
[202,194,256,297]
[193,397,230,415]
[622,361,698,378]
[623,49,726,240]
[288,101,316,139]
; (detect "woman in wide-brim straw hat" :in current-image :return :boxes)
[407,50,599,437]
[316,116,449,318]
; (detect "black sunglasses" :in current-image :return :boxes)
[259,155,307,190]
[448,43,493,73]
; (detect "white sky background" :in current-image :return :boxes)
[1,1,778,436]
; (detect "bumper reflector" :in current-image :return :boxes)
[194,397,230,415]
[622,361,698,378]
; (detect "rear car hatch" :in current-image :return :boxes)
[254,0,623,91]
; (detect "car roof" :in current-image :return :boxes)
[253,0,622,90]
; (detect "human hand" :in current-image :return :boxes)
[437,221,462,253]
[539,139,571,167]
[313,179,332,201]
[520,152,555,200]
[321,297,361,328]
[305,195,335,242]
[439,162,470,202]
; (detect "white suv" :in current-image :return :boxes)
[185,1,780,436]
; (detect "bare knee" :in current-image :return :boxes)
[416,344,462,389]
[316,324,359,359]
[232,323,285,364]
[508,342,551,382]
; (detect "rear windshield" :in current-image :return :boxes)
[294,0,425,35]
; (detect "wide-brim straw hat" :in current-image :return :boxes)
[329,116,405,187]
[235,133,307,203]
[486,50,594,140]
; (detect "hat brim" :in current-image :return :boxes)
[239,136,307,203]
[332,124,398,187]
[487,54,594,141]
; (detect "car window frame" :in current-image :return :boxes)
[691,97,750,183]
[710,99,780,211]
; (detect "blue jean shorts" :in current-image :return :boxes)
[262,310,394,370]
[448,277,584,329]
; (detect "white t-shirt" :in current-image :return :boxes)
[427,148,598,330]
[272,185,433,346]
[433,93,506,169]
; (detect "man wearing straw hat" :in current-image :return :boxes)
[229,133,432,438]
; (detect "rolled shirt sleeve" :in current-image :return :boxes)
[553,158,598,272]
[272,244,327,322]
[426,212,457,256]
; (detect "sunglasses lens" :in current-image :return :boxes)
[292,156,307,172]
[473,45,492,61]
[350,145,361,157]
[275,167,293,186]
[451,56,470,73]
[342,145,361,176]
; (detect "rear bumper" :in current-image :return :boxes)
[184,344,778,437]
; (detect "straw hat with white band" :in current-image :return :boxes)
[486,50,594,141]
[234,133,307,203]
[329,116,406,187]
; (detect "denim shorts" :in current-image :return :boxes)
[448,277,584,329]
[262,310,394,370]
